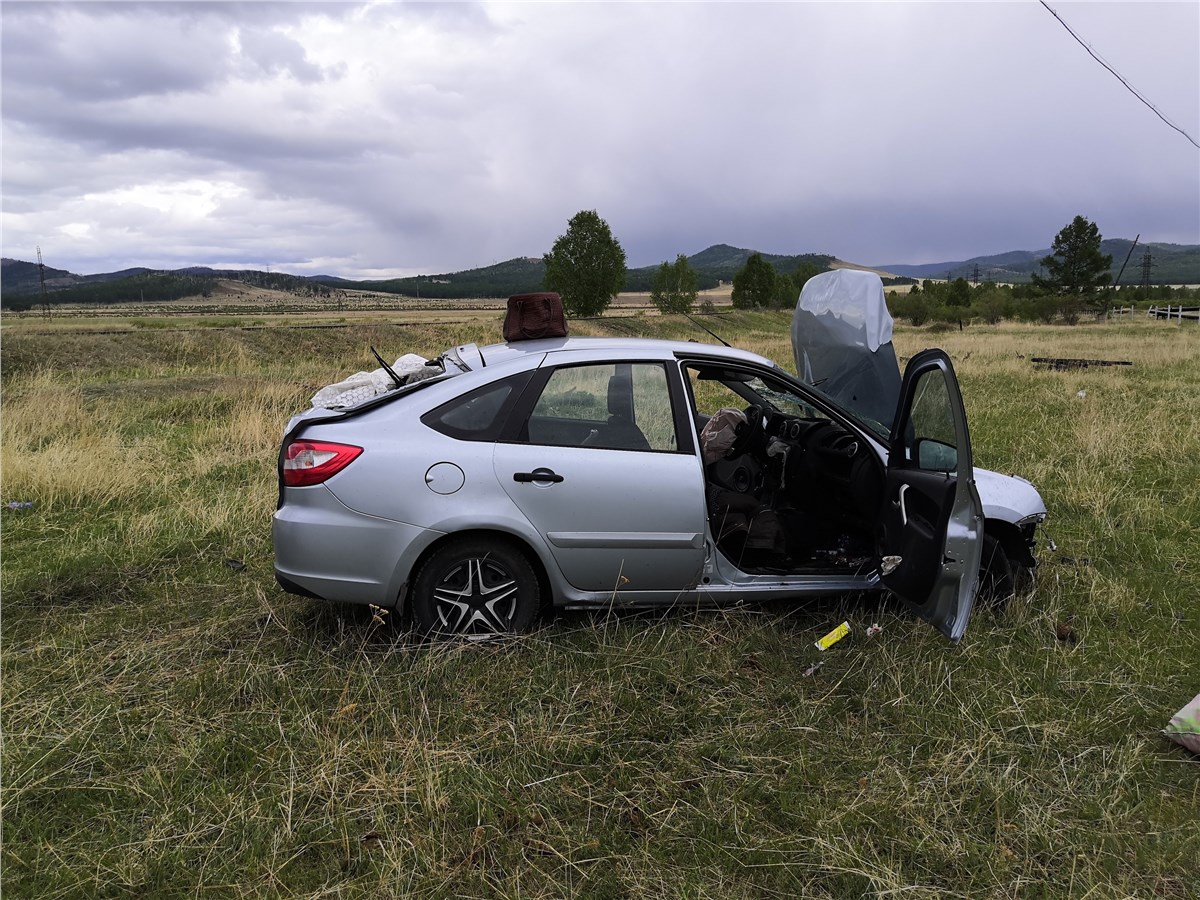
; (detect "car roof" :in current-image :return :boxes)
[477,336,779,370]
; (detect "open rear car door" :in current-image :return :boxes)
[878,349,984,641]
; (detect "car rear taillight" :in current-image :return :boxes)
[282,440,363,487]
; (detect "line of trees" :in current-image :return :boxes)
[542,210,837,317]
[730,253,823,310]
[888,278,1199,327]
[18,212,1184,324]
[1,270,336,309]
[2,273,215,308]
[888,216,1198,326]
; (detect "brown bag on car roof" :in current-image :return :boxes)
[503,292,568,342]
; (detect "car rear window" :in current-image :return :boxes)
[422,371,533,441]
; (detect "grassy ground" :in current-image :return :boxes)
[2,310,1197,898]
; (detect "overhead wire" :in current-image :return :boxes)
[1039,0,1199,151]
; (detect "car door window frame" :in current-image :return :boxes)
[501,360,696,455]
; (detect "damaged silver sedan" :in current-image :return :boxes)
[273,272,1046,640]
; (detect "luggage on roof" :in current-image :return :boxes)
[504,292,568,342]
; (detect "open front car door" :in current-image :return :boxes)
[878,349,984,641]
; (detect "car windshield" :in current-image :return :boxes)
[686,361,891,442]
[756,367,893,442]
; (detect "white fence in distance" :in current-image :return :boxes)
[1146,305,1200,322]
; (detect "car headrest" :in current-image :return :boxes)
[608,370,634,419]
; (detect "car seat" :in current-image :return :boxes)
[601,369,650,451]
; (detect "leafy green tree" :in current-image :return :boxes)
[543,210,627,317]
[731,253,777,309]
[888,291,930,327]
[1031,295,1062,324]
[973,286,1011,325]
[792,262,822,294]
[770,270,799,308]
[946,277,971,307]
[1032,215,1113,297]
[650,254,699,314]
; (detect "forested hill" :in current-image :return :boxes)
[312,257,546,300]
[311,246,838,297]
[874,240,1200,284]
[0,264,333,307]
[623,246,835,291]
[2,247,838,304]
[1,258,76,292]
[5,237,1197,307]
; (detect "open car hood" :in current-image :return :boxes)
[791,269,902,430]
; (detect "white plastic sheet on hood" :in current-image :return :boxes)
[792,269,902,431]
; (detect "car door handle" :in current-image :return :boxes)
[513,468,564,484]
[894,483,910,526]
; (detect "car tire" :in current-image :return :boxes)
[1013,562,1037,596]
[978,534,1015,607]
[411,538,539,639]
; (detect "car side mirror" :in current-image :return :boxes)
[915,438,957,472]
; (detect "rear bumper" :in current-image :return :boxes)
[272,485,433,607]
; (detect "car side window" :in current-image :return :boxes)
[907,369,959,472]
[422,372,532,441]
[685,365,830,423]
[521,363,677,452]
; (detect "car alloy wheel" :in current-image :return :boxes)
[412,539,539,639]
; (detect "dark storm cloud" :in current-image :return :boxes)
[2,1,1196,278]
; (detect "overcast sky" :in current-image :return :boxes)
[2,1,1197,279]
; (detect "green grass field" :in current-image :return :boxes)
[2,310,1198,898]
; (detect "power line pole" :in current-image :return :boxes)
[1140,251,1155,289]
[36,245,50,318]
[972,264,980,286]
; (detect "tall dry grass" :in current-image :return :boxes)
[2,313,1198,898]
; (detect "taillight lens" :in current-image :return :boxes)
[282,440,363,487]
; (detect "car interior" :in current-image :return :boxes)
[686,364,885,576]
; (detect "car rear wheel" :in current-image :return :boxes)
[411,538,539,639]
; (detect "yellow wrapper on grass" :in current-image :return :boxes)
[815,621,850,652]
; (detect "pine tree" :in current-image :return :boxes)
[1032,216,1113,296]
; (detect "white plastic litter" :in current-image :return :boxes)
[311,354,432,409]
[1164,692,1200,755]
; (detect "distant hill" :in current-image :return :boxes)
[316,257,547,299]
[5,237,1196,308]
[1,257,77,293]
[308,247,840,298]
[0,263,335,307]
[624,245,836,291]
[874,240,1200,284]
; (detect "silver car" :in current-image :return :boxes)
[273,329,1046,642]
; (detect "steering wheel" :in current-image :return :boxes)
[726,404,766,460]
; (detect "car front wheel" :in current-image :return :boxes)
[979,534,1016,606]
[411,538,539,639]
